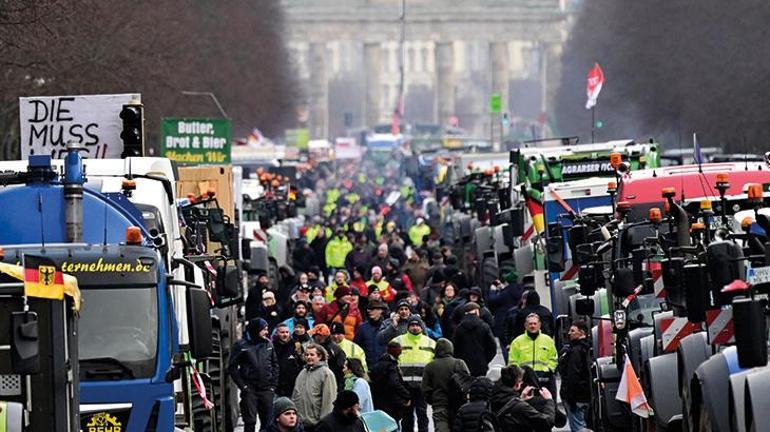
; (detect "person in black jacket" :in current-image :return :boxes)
[246,272,272,321]
[510,290,554,340]
[487,273,523,348]
[273,323,304,398]
[496,364,556,432]
[452,303,497,377]
[228,318,279,432]
[559,319,592,432]
[452,377,496,432]
[369,340,412,425]
[353,299,388,367]
[315,390,366,432]
[490,365,518,413]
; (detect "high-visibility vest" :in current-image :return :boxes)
[366,279,394,303]
[337,338,368,371]
[394,332,435,385]
[325,237,352,269]
[408,224,431,246]
[507,332,558,373]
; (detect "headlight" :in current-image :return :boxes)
[614,310,627,330]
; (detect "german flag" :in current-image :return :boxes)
[522,186,545,234]
[23,255,65,300]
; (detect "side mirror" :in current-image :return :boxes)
[568,224,588,257]
[216,261,242,299]
[579,264,603,296]
[11,311,39,374]
[662,257,685,306]
[683,264,707,322]
[707,241,745,306]
[186,287,213,359]
[613,267,636,298]
[207,208,227,243]
[733,298,768,368]
[575,298,595,316]
[249,244,269,275]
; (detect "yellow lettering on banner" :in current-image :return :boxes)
[60,258,152,273]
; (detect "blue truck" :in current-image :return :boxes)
[0,145,213,431]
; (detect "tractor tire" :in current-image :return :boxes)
[192,374,216,432]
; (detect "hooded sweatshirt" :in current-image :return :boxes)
[421,338,469,408]
[292,361,338,427]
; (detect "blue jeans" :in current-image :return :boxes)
[565,401,589,432]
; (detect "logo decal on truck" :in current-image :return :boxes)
[85,411,123,432]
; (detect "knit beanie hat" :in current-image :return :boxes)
[273,397,297,418]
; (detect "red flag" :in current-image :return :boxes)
[585,63,605,110]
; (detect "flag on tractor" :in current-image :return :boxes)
[522,186,545,234]
[23,255,65,300]
[616,353,653,418]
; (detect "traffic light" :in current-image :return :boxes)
[595,119,604,129]
[120,100,144,158]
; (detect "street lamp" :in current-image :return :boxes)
[180,91,229,119]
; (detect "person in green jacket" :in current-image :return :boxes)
[325,229,353,272]
[508,313,558,398]
[408,217,431,247]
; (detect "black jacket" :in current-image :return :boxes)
[228,337,278,391]
[497,397,556,432]
[315,411,366,432]
[370,353,411,416]
[245,283,268,321]
[320,339,347,390]
[452,315,497,377]
[487,283,523,339]
[489,381,517,414]
[559,337,591,403]
[354,317,386,367]
[292,245,317,274]
[273,336,304,397]
[258,303,283,331]
[452,400,495,432]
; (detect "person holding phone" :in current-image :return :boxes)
[496,365,556,432]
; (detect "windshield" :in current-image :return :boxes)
[79,287,158,380]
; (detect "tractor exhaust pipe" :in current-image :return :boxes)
[63,141,85,243]
[671,201,691,247]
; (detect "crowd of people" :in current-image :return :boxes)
[228,159,592,432]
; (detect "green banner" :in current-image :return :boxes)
[285,128,310,150]
[161,118,231,164]
[490,93,502,113]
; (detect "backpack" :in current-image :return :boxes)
[448,360,474,411]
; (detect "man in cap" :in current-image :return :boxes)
[354,299,389,367]
[317,285,363,340]
[452,302,497,377]
[314,390,365,432]
[293,343,338,431]
[376,300,413,344]
[309,323,347,389]
[330,322,368,371]
[276,300,315,336]
[370,339,412,425]
[268,397,303,432]
[392,315,435,432]
[229,318,279,432]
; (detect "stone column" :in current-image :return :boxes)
[490,41,510,151]
[364,42,383,127]
[434,41,455,127]
[308,42,328,139]
[541,43,562,114]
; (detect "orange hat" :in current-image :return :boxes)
[308,323,330,337]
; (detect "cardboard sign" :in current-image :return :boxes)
[19,93,139,159]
